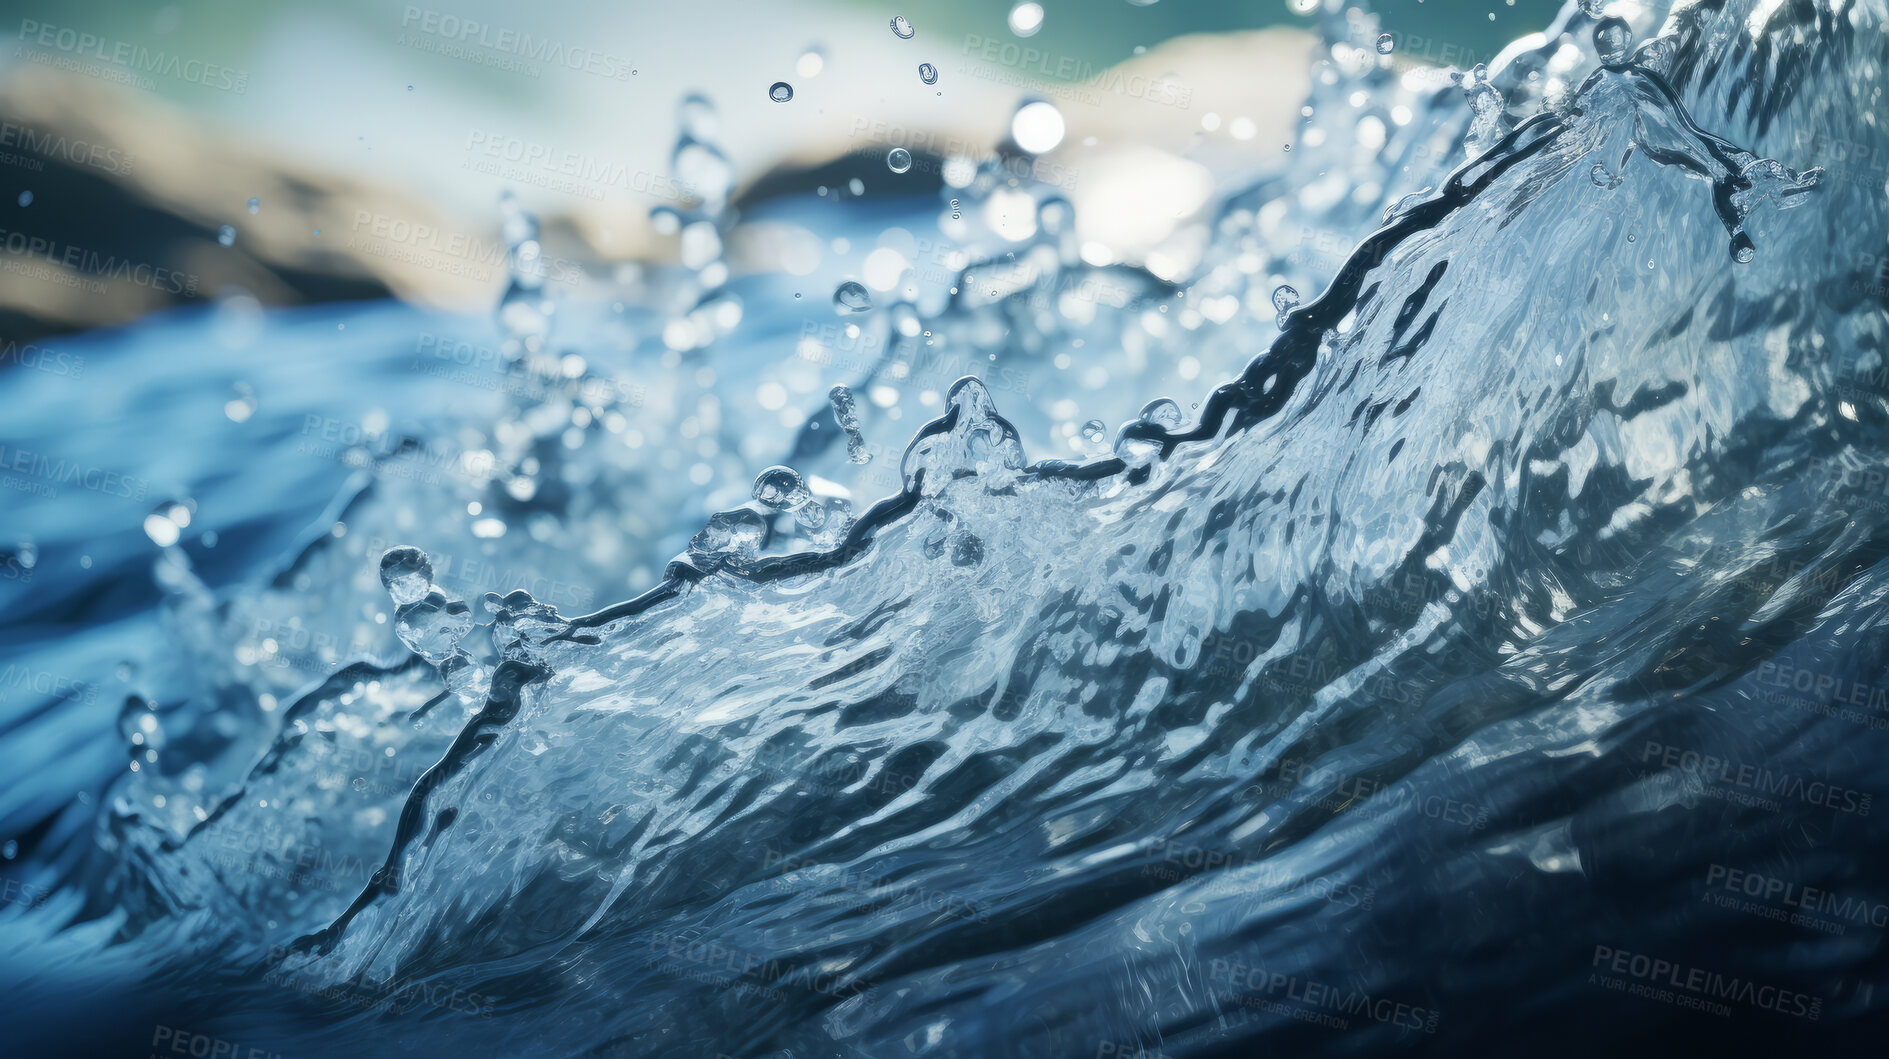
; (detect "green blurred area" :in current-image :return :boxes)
[1,0,1564,108]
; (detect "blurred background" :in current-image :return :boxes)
[0,0,1553,342]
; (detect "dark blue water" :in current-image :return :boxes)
[5,0,1889,1054]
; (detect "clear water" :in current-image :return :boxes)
[4,0,1888,1054]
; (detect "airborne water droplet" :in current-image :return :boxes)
[830,385,872,463]
[1376,33,1394,55]
[1009,2,1044,38]
[769,81,794,103]
[887,148,913,174]
[217,225,236,247]
[919,63,938,85]
[834,281,872,314]
[890,15,915,39]
[752,465,812,511]
[1080,419,1107,445]
[247,197,260,214]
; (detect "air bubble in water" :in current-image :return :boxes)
[1376,34,1394,55]
[769,81,794,103]
[890,15,914,38]
[752,465,812,511]
[1594,18,1632,65]
[217,225,236,247]
[919,63,938,85]
[379,546,435,606]
[1272,284,1300,327]
[887,148,913,174]
[830,385,871,463]
[247,197,260,214]
[834,280,872,313]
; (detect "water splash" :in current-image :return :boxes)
[4,0,1883,1055]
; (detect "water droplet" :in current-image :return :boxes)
[1,840,15,859]
[16,190,32,207]
[752,465,812,511]
[1272,284,1300,327]
[830,385,872,463]
[1579,0,1606,16]
[886,147,913,174]
[768,81,794,103]
[890,15,915,39]
[143,506,183,548]
[1376,33,1394,55]
[918,63,938,85]
[247,197,260,214]
[1139,398,1183,430]
[217,225,236,247]
[1009,2,1044,37]
[1593,17,1632,65]
[1011,99,1065,154]
[1079,419,1108,444]
[834,280,872,313]
[379,546,435,606]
